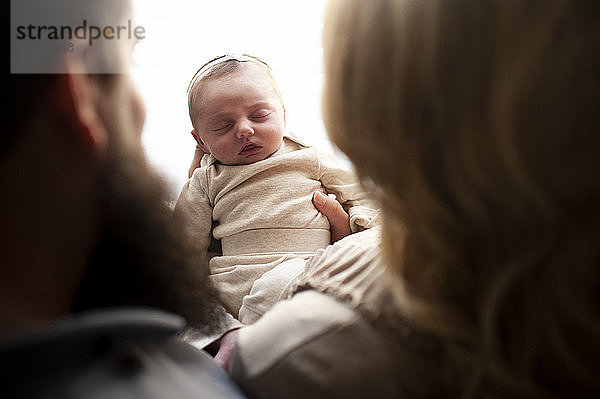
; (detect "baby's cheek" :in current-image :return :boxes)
[222,140,238,155]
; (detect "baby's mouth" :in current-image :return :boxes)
[239,143,262,155]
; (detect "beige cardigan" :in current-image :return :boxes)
[230,228,443,398]
[176,135,379,316]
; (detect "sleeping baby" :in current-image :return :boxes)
[175,54,379,324]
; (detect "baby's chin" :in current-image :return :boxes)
[223,145,280,165]
[215,152,267,166]
[228,153,271,165]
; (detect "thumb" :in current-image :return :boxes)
[313,191,349,227]
[313,191,335,213]
[313,191,351,242]
[191,129,201,144]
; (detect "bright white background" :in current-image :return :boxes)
[131,0,335,198]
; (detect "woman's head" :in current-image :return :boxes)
[187,55,286,165]
[324,0,599,396]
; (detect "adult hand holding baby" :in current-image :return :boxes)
[188,129,208,178]
[312,191,352,243]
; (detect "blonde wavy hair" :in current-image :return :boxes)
[323,0,600,397]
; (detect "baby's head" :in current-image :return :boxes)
[187,55,286,165]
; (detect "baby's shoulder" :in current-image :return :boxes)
[283,133,312,149]
[281,134,323,162]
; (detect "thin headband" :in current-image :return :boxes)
[186,54,272,97]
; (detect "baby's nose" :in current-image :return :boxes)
[236,121,255,138]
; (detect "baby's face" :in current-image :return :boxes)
[193,64,285,165]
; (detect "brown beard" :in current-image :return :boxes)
[72,142,225,336]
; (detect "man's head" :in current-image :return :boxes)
[3,0,222,333]
[187,56,286,165]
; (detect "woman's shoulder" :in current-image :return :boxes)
[232,290,444,399]
[231,228,445,398]
[231,290,406,399]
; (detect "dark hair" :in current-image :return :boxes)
[6,75,52,154]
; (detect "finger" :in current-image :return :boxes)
[188,147,205,178]
[313,192,347,225]
[191,129,201,144]
[313,192,352,242]
[214,329,240,370]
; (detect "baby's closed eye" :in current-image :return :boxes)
[251,110,272,120]
[211,121,233,132]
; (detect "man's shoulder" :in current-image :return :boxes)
[1,307,246,398]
